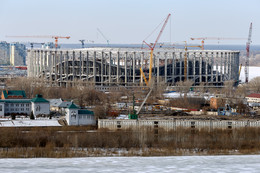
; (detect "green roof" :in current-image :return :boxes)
[3,99,31,103]
[67,102,78,109]
[78,109,94,115]
[2,90,26,98]
[31,94,49,103]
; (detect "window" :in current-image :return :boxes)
[6,109,9,111]
[16,104,19,107]
[21,104,24,107]
[16,108,18,111]
[26,104,29,107]
[21,108,24,111]
[11,104,14,107]
[11,108,14,111]
[6,104,9,107]
[0,105,2,111]
[26,108,29,111]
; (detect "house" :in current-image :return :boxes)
[1,90,26,99]
[0,93,50,118]
[31,94,50,117]
[246,93,260,107]
[65,102,95,126]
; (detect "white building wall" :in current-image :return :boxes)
[0,103,5,117]
[31,102,50,117]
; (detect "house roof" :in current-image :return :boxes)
[48,98,63,107]
[247,93,260,98]
[31,94,49,103]
[2,90,26,99]
[59,101,72,108]
[3,99,31,103]
[78,109,94,115]
[67,102,78,109]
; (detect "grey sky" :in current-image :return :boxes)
[0,0,259,45]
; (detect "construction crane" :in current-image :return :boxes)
[245,22,253,83]
[97,28,110,46]
[6,35,70,49]
[184,41,202,81]
[141,13,171,86]
[190,37,246,50]
[79,40,85,48]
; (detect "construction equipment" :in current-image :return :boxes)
[97,28,110,46]
[141,13,171,86]
[79,40,85,48]
[245,23,253,83]
[184,41,202,81]
[6,35,70,49]
[190,37,246,50]
[136,88,153,115]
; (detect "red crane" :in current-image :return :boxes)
[245,22,253,83]
[6,35,70,48]
[141,13,171,85]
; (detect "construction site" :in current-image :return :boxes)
[27,48,240,87]
[25,14,252,89]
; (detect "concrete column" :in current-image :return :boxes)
[199,52,202,83]
[101,52,104,86]
[172,52,175,84]
[109,51,112,85]
[141,52,144,85]
[117,51,120,84]
[205,52,208,83]
[86,51,89,82]
[220,52,223,82]
[210,52,214,83]
[79,51,82,80]
[179,52,182,81]
[59,51,63,86]
[65,51,69,87]
[193,52,196,83]
[133,52,136,83]
[157,52,160,83]
[125,52,127,84]
[93,51,96,84]
[164,53,167,83]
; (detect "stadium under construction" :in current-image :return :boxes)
[27,47,240,88]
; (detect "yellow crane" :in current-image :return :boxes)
[141,14,171,86]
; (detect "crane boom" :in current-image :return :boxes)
[97,28,109,45]
[6,35,70,49]
[141,14,171,85]
[245,22,253,83]
[190,37,246,50]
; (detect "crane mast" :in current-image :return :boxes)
[141,13,171,85]
[245,22,253,83]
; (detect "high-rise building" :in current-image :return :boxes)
[0,42,10,65]
[10,43,26,66]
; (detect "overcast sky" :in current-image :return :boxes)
[0,0,259,45]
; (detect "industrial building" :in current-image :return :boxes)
[27,47,240,87]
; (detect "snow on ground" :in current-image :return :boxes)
[0,155,260,172]
[0,118,61,127]
[163,91,213,100]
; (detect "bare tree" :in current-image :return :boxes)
[249,77,260,93]
[175,80,193,98]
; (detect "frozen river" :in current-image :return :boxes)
[1,155,260,173]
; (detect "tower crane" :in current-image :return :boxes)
[79,40,85,48]
[97,28,110,46]
[245,22,253,83]
[141,13,171,86]
[190,37,246,50]
[6,35,70,49]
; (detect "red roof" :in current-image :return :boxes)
[247,93,260,98]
